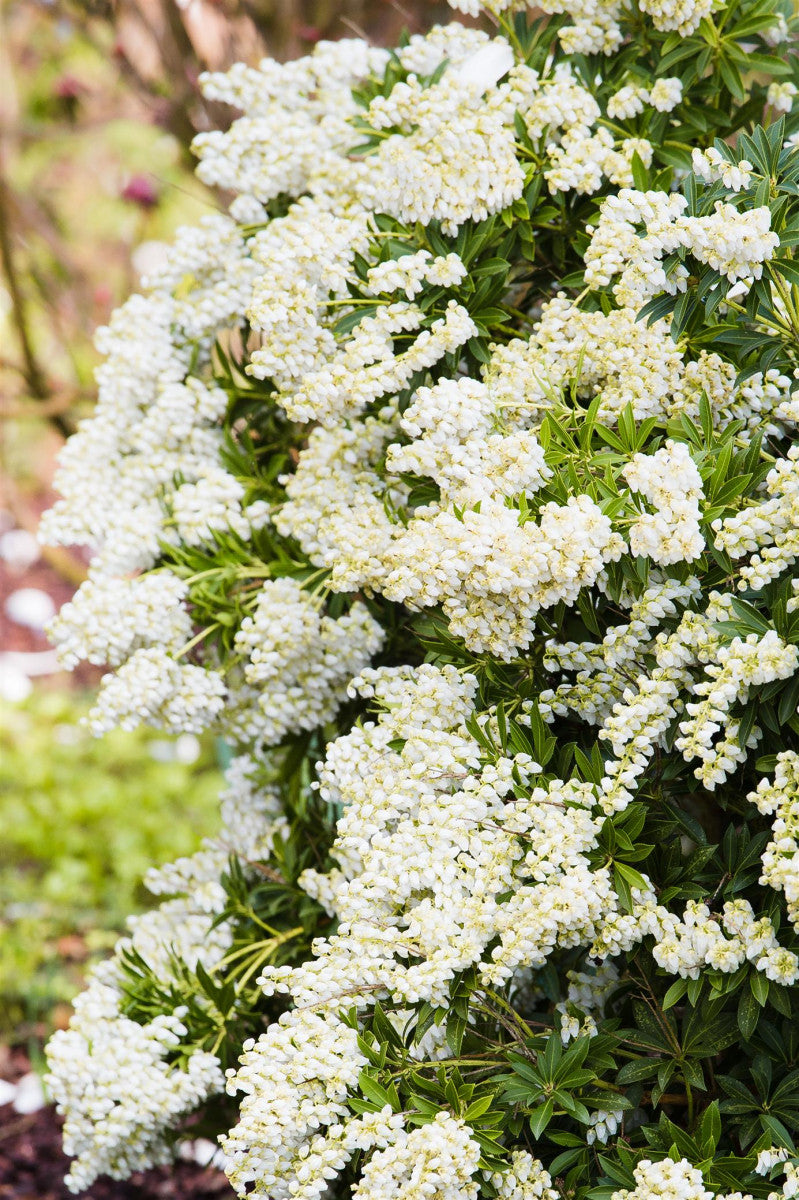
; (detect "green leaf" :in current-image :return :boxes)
[718,54,745,100]
[465,1094,496,1121]
[615,860,649,892]
[528,1098,554,1139]
[770,985,793,1019]
[772,258,799,288]
[359,1071,393,1110]
[549,1149,583,1174]
[613,863,633,914]
[670,290,696,340]
[738,988,760,1040]
[540,1031,563,1081]
[750,971,770,1007]
[558,1092,591,1124]
[729,598,770,636]
[507,1055,545,1086]
[760,1115,796,1148]
[582,1091,632,1112]
[699,1101,722,1155]
[682,1058,706,1091]
[617,1059,660,1084]
[631,150,650,191]
[687,1015,739,1056]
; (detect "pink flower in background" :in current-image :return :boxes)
[121,174,159,208]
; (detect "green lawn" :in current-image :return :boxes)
[0,689,223,1040]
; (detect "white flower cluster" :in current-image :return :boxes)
[86,646,227,737]
[556,959,620,1042]
[37,258,271,742]
[675,630,799,788]
[215,626,799,1181]
[140,216,261,346]
[543,578,701,727]
[47,570,192,670]
[43,19,789,721]
[531,0,623,55]
[757,1147,791,1176]
[749,752,799,930]
[231,578,383,747]
[365,250,468,298]
[593,891,799,985]
[485,297,705,423]
[759,1158,799,1200]
[276,369,631,660]
[223,1009,369,1198]
[489,1153,558,1200]
[639,0,718,33]
[612,1157,750,1200]
[587,599,799,814]
[607,77,683,117]
[651,898,799,982]
[217,663,634,1187]
[41,8,799,1199]
[532,0,718,54]
[361,67,525,232]
[623,441,705,565]
[47,969,224,1194]
[772,1163,799,1200]
[768,81,799,113]
[274,416,401,595]
[388,376,551,506]
[692,146,754,192]
[354,1113,482,1200]
[581,605,719,814]
[47,754,287,1191]
[585,187,780,312]
[383,491,623,660]
[713,446,799,588]
[194,40,390,202]
[261,294,477,428]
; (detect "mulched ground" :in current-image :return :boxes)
[0,1104,233,1199]
[0,1050,232,1200]
[0,557,73,656]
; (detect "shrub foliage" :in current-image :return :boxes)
[40,2,799,1199]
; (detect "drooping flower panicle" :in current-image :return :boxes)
[40,3,799,1198]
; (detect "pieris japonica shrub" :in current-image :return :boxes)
[39,1,799,1197]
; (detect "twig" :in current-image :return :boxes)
[0,173,73,439]
[0,387,92,421]
[0,1113,38,1142]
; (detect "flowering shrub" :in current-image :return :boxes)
[39,1,799,1197]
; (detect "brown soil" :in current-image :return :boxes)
[0,1050,232,1198]
[0,1105,233,1199]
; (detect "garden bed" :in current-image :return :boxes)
[0,1049,231,1199]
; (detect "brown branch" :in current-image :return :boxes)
[0,173,74,440]
[0,1114,37,1143]
[0,387,92,421]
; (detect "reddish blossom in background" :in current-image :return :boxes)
[53,74,85,100]
[121,174,160,208]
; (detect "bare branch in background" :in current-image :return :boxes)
[0,173,74,440]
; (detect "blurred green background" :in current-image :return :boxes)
[0,693,223,1043]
